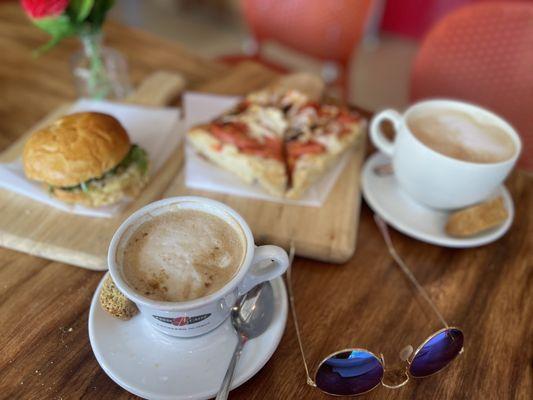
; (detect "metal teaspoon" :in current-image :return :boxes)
[216,281,275,400]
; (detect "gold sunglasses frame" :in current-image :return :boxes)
[309,326,464,397]
[286,215,464,397]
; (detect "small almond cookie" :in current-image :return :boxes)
[445,197,508,237]
[99,274,138,320]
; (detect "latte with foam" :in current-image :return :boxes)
[408,109,516,164]
[122,209,245,302]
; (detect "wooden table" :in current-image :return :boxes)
[0,4,531,399]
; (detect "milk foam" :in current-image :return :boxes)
[409,109,515,163]
[122,209,244,302]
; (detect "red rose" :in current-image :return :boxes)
[21,0,69,19]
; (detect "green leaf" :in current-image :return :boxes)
[68,0,95,22]
[55,144,148,193]
[119,145,149,175]
[33,35,61,57]
[33,15,77,54]
[33,14,75,38]
[87,0,115,29]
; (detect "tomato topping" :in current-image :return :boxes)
[234,100,250,114]
[210,122,255,148]
[337,109,360,124]
[286,140,326,158]
[304,101,321,111]
[209,122,283,161]
[262,136,284,160]
[240,136,283,161]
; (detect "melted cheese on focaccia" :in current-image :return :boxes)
[290,107,347,154]
[222,105,287,143]
[313,130,345,153]
[289,106,318,132]
[291,125,345,154]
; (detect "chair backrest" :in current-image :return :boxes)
[241,0,374,63]
[411,2,533,169]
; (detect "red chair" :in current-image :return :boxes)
[220,0,374,101]
[411,1,533,170]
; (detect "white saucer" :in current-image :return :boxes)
[89,273,288,400]
[362,152,514,248]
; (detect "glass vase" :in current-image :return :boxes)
[71,31,132,100]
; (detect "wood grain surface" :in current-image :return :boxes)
[0,63,364,268]
[0,71,187,270]
[163,65,366,263]
[0,4,532,400]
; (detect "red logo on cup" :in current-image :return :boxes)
[152,314,212,326]
[172,316,188,326]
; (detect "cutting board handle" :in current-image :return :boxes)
[126,71,186,106]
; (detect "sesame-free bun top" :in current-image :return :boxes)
[23,112,131,187]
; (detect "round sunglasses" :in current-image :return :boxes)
[286,215,464,396]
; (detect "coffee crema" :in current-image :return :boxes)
[122,209,245,302]
[408,109,515,164]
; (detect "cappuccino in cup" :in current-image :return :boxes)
[122,209,245,302]
[408,109,516,164]
[370,100,521,209]
[108,197,289,337]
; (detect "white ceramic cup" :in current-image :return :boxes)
[108,196,289,338]
[370,99,522,210]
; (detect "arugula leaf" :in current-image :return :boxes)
[119,144,148,175]
[55,144,148,192]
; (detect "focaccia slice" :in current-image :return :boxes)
[187,82,366,200]
[187,103,288,196]
[285,103,365,199]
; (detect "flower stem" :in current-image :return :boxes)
[81,30,110,99]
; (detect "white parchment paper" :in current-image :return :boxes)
[0,99,182,218]
[184,92,349,207]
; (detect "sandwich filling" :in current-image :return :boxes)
[49,144,149,204]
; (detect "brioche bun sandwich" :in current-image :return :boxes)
[23,112,149,207]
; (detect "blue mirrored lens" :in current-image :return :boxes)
[315,350,384,396]
[409,328,464,377]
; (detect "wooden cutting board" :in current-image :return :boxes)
[0,64,365,269]
[0,72,187,270]
[172,63,366,263]
[164,147,365,263]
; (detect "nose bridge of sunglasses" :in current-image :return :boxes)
[399,345,414,361]
[381,364,410,389]
[378,351,410,389]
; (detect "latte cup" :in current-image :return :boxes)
[370,99,522,209]
[108,196,289,338]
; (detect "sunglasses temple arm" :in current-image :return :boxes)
[373,214,449,329]
[286,246,317,387]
